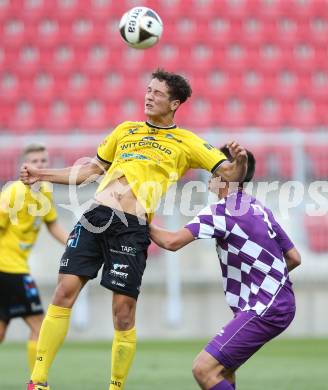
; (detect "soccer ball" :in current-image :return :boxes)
[119,6,163,49]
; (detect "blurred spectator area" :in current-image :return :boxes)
[0,0,327,254]
[0,0,328,132]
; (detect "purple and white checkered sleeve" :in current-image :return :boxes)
[185,205,225,240]
[268,210,295,253]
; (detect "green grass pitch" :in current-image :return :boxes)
[1,339,327,389]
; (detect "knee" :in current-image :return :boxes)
[112,300,135,330]
[53,282,76,308]
[192,357,209,386]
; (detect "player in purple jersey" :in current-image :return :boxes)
[150,147,301,390]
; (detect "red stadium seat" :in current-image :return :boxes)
[9,100,38,133]
[177,98,216,129]
[273,71,308,103]
[248,145,272,179]
[69,18,99,48]
[1,18,30,48]
[309,71,328,102]
[14,46,41,76]
[81,45,117,76]
[30,72,62,104]
[46,45,80,76]
[0,72,25,104]
[305,215,328,253]
[34,19,64,48]
[271,146,294,179]
[42,100,77,133]
[304,145,328,178]
[286,99,321,129]
[309,17,328,47]
[0,148,21,181]
[79,99,109,131]
[65,72,93,103]
[254,99,285,130]
[215,98,253,129]
[19,0,53,23]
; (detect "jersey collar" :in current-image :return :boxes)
[145,121,177,130]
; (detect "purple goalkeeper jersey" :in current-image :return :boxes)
[185,190,295,316]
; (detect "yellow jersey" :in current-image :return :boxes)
[97,121,227,219]
[0,181,57,274]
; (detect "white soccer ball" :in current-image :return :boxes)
[119,6,163,49]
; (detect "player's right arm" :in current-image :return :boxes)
[150,224,194,251]
[20,123,123,186]
[284,247,301,272]
[20,158,108,186]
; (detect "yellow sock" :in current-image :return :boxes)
[31,304,71,384]
[27,340,37,373]
[109,327,137,390]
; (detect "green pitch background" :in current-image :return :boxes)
[1,339,327,389]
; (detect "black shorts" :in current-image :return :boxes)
[0,272,44,323]
[59,204,151,300]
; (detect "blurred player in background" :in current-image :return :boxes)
[150,147,301,390]
[0,144,68,374]
[21,69,247,390]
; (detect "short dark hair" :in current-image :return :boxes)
[151,68,192,104]
[220,146,256,184]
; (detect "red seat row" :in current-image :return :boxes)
[304,215,328,253]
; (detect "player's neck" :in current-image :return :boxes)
[146,115,175,128]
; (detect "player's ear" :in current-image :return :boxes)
[170,99,180,112]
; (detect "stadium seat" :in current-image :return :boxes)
[304,215,328,253]
[79,99,109,131]
[69,18,99,48]
[286,99,320,129]
[9,100,38,133]
[34,19,63,48]
[254,99,285,130]
[47,45,80,76]
[81,45,118,76]
[247,145,272,179]
[30,72,62,103]
[14,46,41,76]
[65,72,92,103]
[304,145,328,178]
[1,18,29,48]
[271,146,293,179]
[309,71,328,102]
[0,72,25,103]
[215,98,254,129]
[309,17,328,47]
[0,147,21,181]
[42,100,77,133]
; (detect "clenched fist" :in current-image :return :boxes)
[20,163,41,185]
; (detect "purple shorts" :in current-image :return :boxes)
[205,309,295,369]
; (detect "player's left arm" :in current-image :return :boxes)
[46,220,69,245]
[150,224,194,251]
[214,141,248,182]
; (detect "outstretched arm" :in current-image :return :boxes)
[150,224,194,251]
[214,141,248,182]
[20,157,109,186]
[284,247,301,272]
[46,220,69,245]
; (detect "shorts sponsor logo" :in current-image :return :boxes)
[113,263,129,270]
[111,280,126,288]
[121,245,137,255]
[60,258,69,267]
[110,269,128,279]
[110,246,136,256]
[31,302,43,312]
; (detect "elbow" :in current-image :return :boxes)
[294,252,302,268]
[164,239,181,252]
